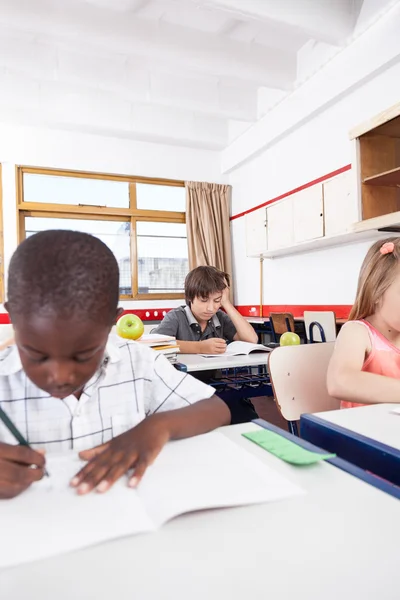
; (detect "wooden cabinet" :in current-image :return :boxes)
[293,184,324,243]
[266,198,294,251]
[245,207,267,256]
[244,104,400,258]
[351,103,400,232]
[323,171,356,236]
[266,185,324,251]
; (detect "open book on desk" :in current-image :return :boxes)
[0,431,303,568]
[200,340,271,358]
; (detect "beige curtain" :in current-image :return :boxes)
[186,181,232,281]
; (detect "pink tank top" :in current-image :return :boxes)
[341,319,400,409]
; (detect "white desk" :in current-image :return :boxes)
[311,404,400,450]
[246,316,347,325]
[177,352,269,372]
[246,316,271,324]
[300,404,400,487]
[2,423,399,600]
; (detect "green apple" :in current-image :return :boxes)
[116,314,144,340]
[280,332,301,346]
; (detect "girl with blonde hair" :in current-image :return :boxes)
[328,238,400,408]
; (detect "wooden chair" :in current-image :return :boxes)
[268,342,340,435]
[269,312,295,342]
[303,311,337,343]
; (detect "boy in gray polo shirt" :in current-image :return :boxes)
[154,266,258,354]
[154,266,259,423]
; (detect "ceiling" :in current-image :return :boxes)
[0,0,397,150]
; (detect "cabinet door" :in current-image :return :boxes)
[245,207,267,256]
[266,198,294,250]
[323,171,357,236]
[293,184,324,243]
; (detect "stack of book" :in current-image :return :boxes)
[136,334,180,363]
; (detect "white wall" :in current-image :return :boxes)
[0,122,226,310]
[228,7,400,308]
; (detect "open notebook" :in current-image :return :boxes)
[0,431,303,568]
[200,340,271,357]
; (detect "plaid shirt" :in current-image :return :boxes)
[0,335,215,452]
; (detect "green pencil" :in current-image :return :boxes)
[0,403,49,477]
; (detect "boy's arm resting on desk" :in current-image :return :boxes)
[0,443,45,499]
[71,353,230,495]
[327,322,400,404]
[72,396,230,495]
[177,339,227,354]
[221,289,258,344]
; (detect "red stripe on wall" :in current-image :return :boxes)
[120,309,170,321]
[122,305,353,321]
[0,310,172,325]
[230,164,352,221]
[236,305,352,319]
[0,304,352,325]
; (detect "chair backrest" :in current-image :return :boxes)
[270,312,295,335]
[268,342,340,421]
[303,311,337,343]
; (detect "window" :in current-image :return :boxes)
[16,167,188,300]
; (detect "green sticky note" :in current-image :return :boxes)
[242,429,335,465]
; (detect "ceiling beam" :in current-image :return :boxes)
[190,0,360,44]
[0,0,296,88]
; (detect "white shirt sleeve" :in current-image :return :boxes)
[145,351,215,415]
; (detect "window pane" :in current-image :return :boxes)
[25,217,132,295]
[136,221,188,293]
[136,183,185,212]
[23,174,129,208]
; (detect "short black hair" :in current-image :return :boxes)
[185,266,230,306]
[7,230,119,325]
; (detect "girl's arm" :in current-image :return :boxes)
[327,322,400,404]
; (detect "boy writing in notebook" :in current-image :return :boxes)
[0,231,231,499]
[153,266,258,353]
[153,266,259,422]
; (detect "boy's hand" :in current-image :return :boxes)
[200,338,227,354]
[0,442,45,499]
[71,417,170,495]
[220,286,231,308]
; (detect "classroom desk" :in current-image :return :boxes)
[175,351,270,372]
[301,404,400,487]
[175,352,272,401]
[2,422,399,600]
[246,316,347,325]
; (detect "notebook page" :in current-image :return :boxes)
[200,341,270,357]
[225,341,269,355]
[0,453,153,568]
[138,431,304,529]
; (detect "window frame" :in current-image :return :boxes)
[0,165,4,303]
[16,166,187,301]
